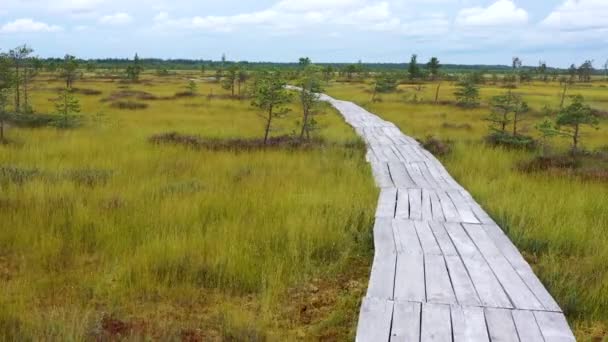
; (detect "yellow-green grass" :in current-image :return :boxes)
[327,80,608,339]
[0,73,378,340]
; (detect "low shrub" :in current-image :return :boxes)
[420,136,453,156]
[111,101,148,110]
[485,131,537,150]
[7,113,56,128]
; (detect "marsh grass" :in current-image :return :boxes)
[0,72,377,340]
[327,80,608,339]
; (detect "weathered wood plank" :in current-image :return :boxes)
[408,188,422,221]
[356,297,394,342]
[428,222,458,256]
[374,218,397,256]
[394,252,425,302]
[421,303,452,342]
[425,255,457,305]
[390,301,421,342]
[389,162,417,188]
[414,221,442,255]
[485,308,519,342]
[421,189,433,221]
[371,162,394,188]
[448,190,480,224]
[534,311,576,342]
[461,255,513,308]
[444,223,479,257]
[512,310,545,342]
[376,188,397,218]
[367,252,397,300]
[429,191,446,222]
[451,306,489,342]
[484,256,544,311]
[437,192,461,222]
[445,256,481,306]
[482,224,562,312]
[393,219,423,255]
[395,189,410,219]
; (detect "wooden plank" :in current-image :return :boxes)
[512,310,545,342]
[462,223,503,258]
[356,297,394,342]
[421,303,452,342]
[429,191,446,221]
[425,255,457,305]
[483,256,544,311]
[437,191,461,222]
[445,256,481,306]
[366,252,397,300]
[447,190,480,224]
[485,308,519,342]
[392,219,423,255]
[371,162,394,188]
[461,255,513,309]
[482,224,562,312]
[394,252,425,302]
[374,218,396,256]
[390,301,421,342]
[408,188,422,221]
[534,311,576,342]
[395,188,410,219]
[414,221,442,255]
[405,163,430,189]
[444,223,479,257]
[421,189,433,221]
[451,306,489,342]
[376,188,397,218]
[388,162,416,188]
[428,222,458,256]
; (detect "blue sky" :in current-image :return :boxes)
[0,0,607,67]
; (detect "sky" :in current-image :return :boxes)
[0,0,607,67]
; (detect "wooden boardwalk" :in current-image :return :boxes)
[321,95,576,342]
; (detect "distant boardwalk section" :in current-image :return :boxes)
[321,95,576,342]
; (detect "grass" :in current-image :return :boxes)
[0,72,378,340]
[326,79,608,340]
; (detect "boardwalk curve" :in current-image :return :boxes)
[320,94,576,342]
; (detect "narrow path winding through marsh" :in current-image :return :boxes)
[320,94,575,342]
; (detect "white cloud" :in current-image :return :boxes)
[274,0,364,12]
[541,0,608,31]
[99,12,132,25]
[0,18,62,33]
[456,0,528,27]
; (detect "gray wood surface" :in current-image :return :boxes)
[312,91,573,342]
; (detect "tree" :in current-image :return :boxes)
[577,60,593,82]
[251,71,291,144]
[454,79,479,108]
[555,95,599,152]
[371,73,398,102]
[322,65,334,83]
[568,64,577,82]
[0,56,12,141]
[604,59,608,81]
[408,54,421,80]
[427,57,441,80]
[8,45,33,113]
[222,65,239,96]
[298,57,311,68]
[512,57,522,71]
[126,53,143,82]
[54,87,81,128]
[538,61,548,82]
[21,56,39,113]
[60,54,80,88]
[487,91,516,133]
[297,67,323,140]
[237,68,249,97]
[187,80,198,94]
[200,64,207,75]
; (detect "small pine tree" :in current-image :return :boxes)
[187,80,198,94]
[251,71,291,144]
[454,80,479,108]
[555,95,599,152]
[53,87,81,128]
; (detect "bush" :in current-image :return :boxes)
[110,101,148,110]
[7,113,56,128]
[485,131,536,150]
[420,136,453,156]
